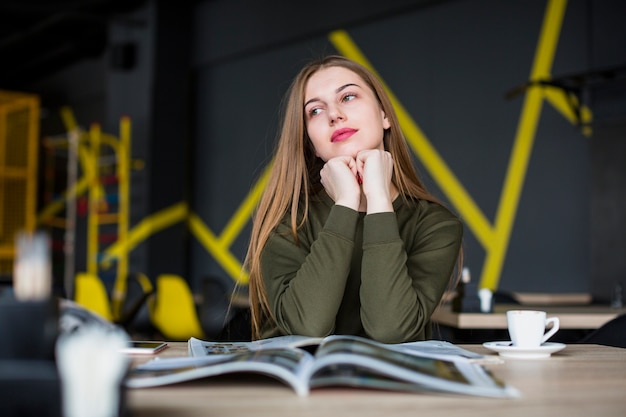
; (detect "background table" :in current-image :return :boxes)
[127,342,626,417]
[432,303,625,329]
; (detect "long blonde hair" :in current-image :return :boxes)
[244,55,458,339]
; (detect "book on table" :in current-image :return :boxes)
[125,334,518,398]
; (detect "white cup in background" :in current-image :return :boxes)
[506,310,560,348]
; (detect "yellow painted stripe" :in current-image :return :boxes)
[101,202,188,265]
[543,87,593,137]
[60,106,78,131]
[329,30,494,248]
[480,0,568,290]
[188,213,248,284]
[219,163,272,247]
[396,103,494,248]
[530,1,567,81]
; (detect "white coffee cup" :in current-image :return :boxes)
[506,310,560,348]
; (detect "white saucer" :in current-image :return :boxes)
[482,341,566,359]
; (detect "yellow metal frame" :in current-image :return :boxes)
[81,118,132,318]
[37,109,132,319]
[0,90,40,273]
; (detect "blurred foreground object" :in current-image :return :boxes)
[56,325,130,417]
[13,230,51,301]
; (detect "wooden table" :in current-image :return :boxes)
[432,303,625,329]
[127,342,626,417]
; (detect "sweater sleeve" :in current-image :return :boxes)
[359,205,463,343]
[261,204,359,337]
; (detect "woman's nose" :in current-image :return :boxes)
[329,107,345,124]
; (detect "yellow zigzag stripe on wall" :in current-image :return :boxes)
[187,163,273,285]
[482,0,570,290]
[101,163,273,285]
[328,31,493,250]
[188,213,246,284]
[216,163,273,251]
[329,0,577,291]
[101,202,189,266]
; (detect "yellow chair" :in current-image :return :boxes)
[151,274,204,340]
[74,272,114,322]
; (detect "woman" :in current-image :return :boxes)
[244,55,463,343]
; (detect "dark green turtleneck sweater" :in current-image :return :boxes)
[260,191,463,343]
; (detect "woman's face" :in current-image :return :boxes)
[303,66,390,161]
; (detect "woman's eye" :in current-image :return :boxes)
[309,108,322,116]
[342,93,356,102]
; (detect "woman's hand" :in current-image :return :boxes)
[356,149,395,214]
[320,156,361,211]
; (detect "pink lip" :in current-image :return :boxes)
[331,128,357,143]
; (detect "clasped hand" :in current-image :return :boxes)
[320,149,395,214]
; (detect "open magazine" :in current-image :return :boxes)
[126,335,518,398]
[187,335,494,361]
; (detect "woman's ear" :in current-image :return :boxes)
[382,111,391,130]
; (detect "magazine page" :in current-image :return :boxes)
[188,336,488,361]
[126,347,315,396]
[388,340,499,363]
[188,335,323,357]
[306,336,518,398]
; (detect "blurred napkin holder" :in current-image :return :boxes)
[452,280,483,313]
[0,295,61,416]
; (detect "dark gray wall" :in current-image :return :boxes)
[190,0,625,302]
[21,0,625,304]
[588,0,626,303]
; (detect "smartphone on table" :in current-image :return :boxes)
[119,341,168,354]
